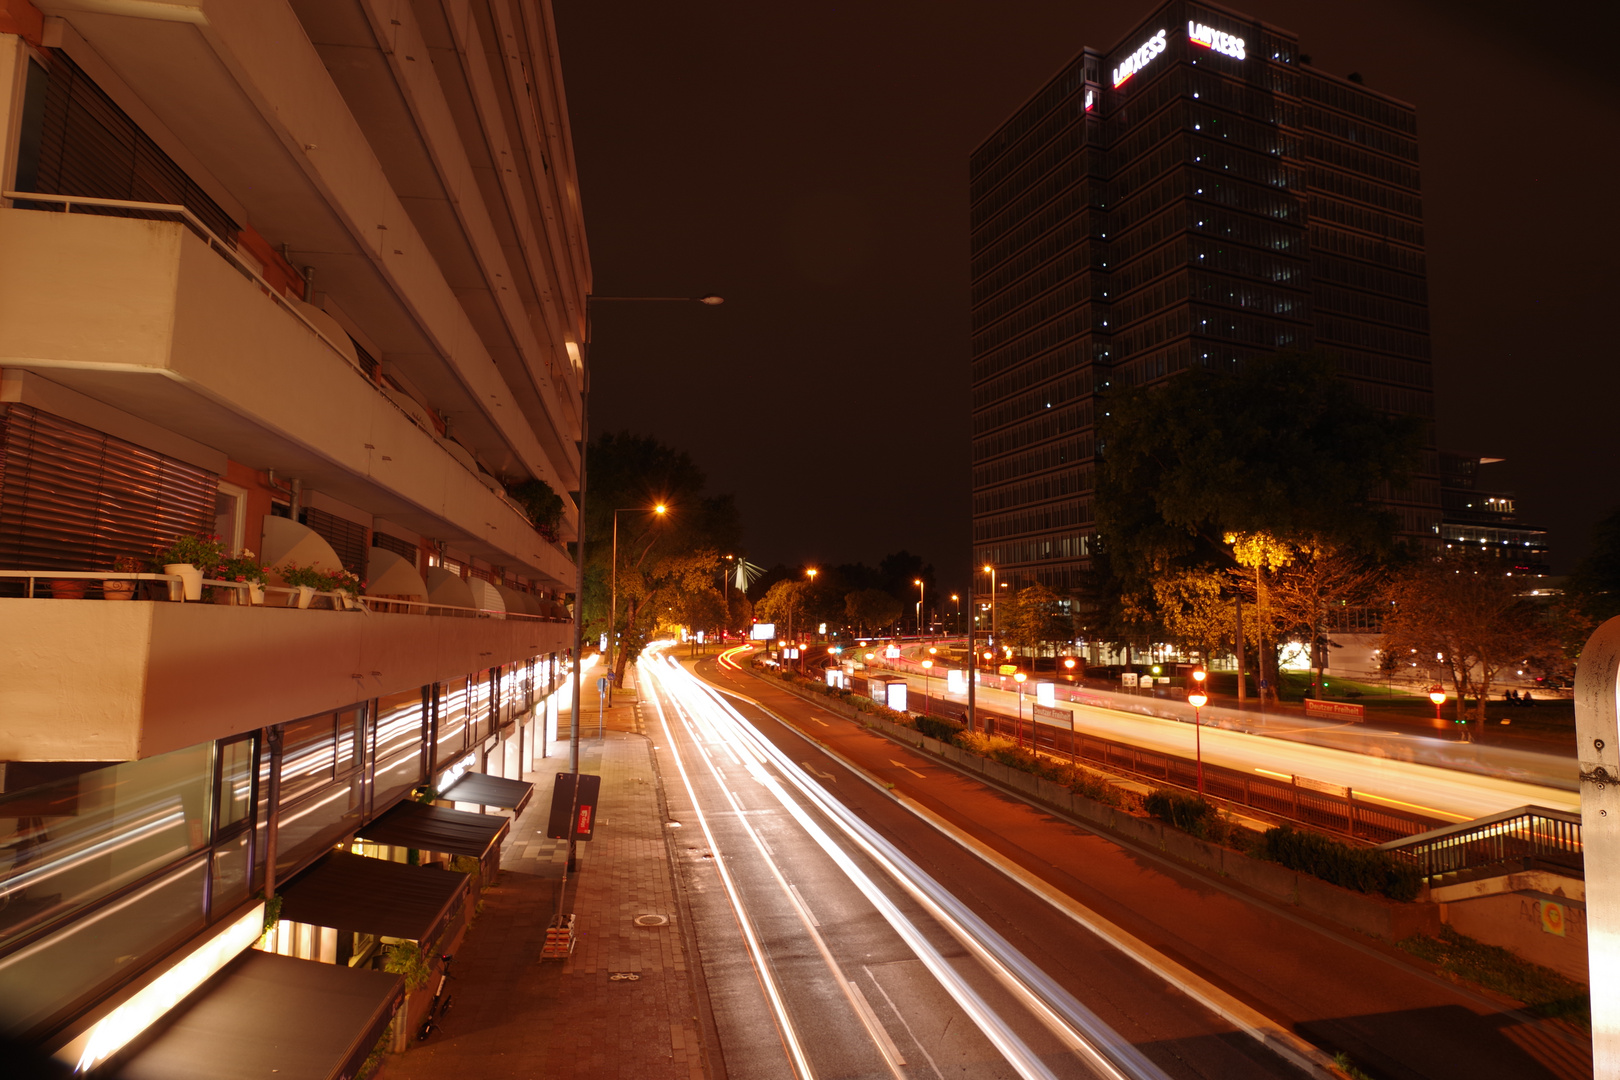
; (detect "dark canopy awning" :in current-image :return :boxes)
[118,952,401,1080]
[442,771,533,813]
[356,800,508,859]
[278,851,467,942]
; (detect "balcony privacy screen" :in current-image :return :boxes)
[0,405,219,574]
[17,51,239,242]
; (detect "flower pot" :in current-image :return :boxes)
[102,579,136,601]
[49,579,88,600]
[340,593,361,611]
[295,585,315,609]
[165,563,203,601]
[247,583,265,606]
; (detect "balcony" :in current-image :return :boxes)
[0,203,572,585]
[0,581,571,763]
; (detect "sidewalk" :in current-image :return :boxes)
[378,665,712,1080]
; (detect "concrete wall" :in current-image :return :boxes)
[1440,888,1588,982]
[0,598,570,761]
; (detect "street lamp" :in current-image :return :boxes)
[1189,669,1209,797]
[951,593,961,635]
[1063,656,1077,683]
[1430,686,1451,736]
[914,578,925,640]
[921,658,933,716]
[981,566,994,644]
[606,503,666,707]
[1014,671,1028,748]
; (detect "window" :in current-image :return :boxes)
[214,482,247,555]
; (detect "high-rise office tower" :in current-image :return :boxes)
[971,0,1440,592]
[0,0,587,1070]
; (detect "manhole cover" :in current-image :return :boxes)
[634,914,668,927]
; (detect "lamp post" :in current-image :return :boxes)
[567,293,721,876]
[1014,671,1028,748]
[951,593,960,636]
[914,578,925,641]
[1189,668,1209,797]
[607,503,666,707]
[801,568,817,674]
[982,566,995,646]
[1430,686,1452,737]
[921,658,933,716]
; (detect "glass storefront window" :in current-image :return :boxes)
[376,688,426,762]
[279,714,335,804]
[217,737,254,835]
[0,854,206,1040]
[0,743,211,953]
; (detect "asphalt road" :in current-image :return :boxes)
[694,649,1591,1080]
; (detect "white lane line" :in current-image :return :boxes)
[847,980,908,1067]
[642,661,816,1080]
[787,884,820,926]
[864,966,945,1080]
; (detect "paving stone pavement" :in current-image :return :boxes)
[378,664,716,1080]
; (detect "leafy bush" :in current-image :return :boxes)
[913,715,964,743]
[1399,926,1589,1030]
[152,532,225,574]
[1144,789,1224,840]
[508,479,564,539]
[1260,826,1422,901]
[382,940,433,991]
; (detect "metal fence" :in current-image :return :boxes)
[1377,805,1583,882]
[970,710,1443,844]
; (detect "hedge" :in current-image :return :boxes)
[1260,826,1422,902]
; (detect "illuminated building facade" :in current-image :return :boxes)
[970,0,1440,591]
[1439,453,1549,574]
[0,0,587,1071]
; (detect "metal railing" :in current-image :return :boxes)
[1377,805,1583,882]
[0,570,566,621]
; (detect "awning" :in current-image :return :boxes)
[118,951,401,1080]
[277,851,468,943]
[442,771,534,813]
[355,800,509,859]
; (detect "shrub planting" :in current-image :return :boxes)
[1260,826,1422,902]
[1143,789,1229,841]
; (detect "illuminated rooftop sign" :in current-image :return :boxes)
[1188,21,1246,60]
[1111,28,1166,87]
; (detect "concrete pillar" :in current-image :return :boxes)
[1575,615,1620,1074]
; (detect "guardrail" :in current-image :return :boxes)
[1376,805,1583,882]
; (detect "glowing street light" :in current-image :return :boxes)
[982,565,998,646]
[914,578,925,640]
[921,658,934,716]
[1063,656,1077,682]
[608,503,669,706]
[1189,669,1208,796]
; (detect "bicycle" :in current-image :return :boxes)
[415,953,456,1041]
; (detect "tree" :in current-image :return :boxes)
[1265,539,1384,698]
[1226,532,1296,702]
[756,580,806,639]
[845,588,904,636]
[1096,351,1421,601]
[1380,552,1559,731]
[1001,583,1069,664]
[1151,569,1231,663]
[1569,505,1620,625]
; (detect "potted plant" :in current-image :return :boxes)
[322,568,366,610]
[48,576,88,600]
[277,563,328,609]
[152,534,224,602]
[102,556,144,601]
[216,550,269,605]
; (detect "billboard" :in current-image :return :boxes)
[885,681,908,712]
[946,669,967,694]
[750,623,776,641]
[1036,682,1056,707]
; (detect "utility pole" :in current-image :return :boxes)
[1235,590,1246,707]
[966,576,977,734]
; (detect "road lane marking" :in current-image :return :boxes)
[803,762,837,782]
[890,759,926,779]
[847,980,908,1067]
[787,884,820,926]
[864,966,946,1080]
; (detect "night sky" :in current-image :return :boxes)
[554,1,1620,591]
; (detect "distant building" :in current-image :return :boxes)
[970,0,1440,591]
[1439,453,1550,574]
[0,1,585,1071]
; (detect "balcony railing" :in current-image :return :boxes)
[0,571,566,622]
[1377,804,1582,883]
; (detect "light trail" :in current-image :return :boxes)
[644,643,1172,1080]
[642,649,818,1080]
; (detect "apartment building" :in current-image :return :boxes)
[0,0,587,1073]
[971,0,1441,591]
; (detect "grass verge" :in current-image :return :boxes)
[1398,925,1589,1031]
